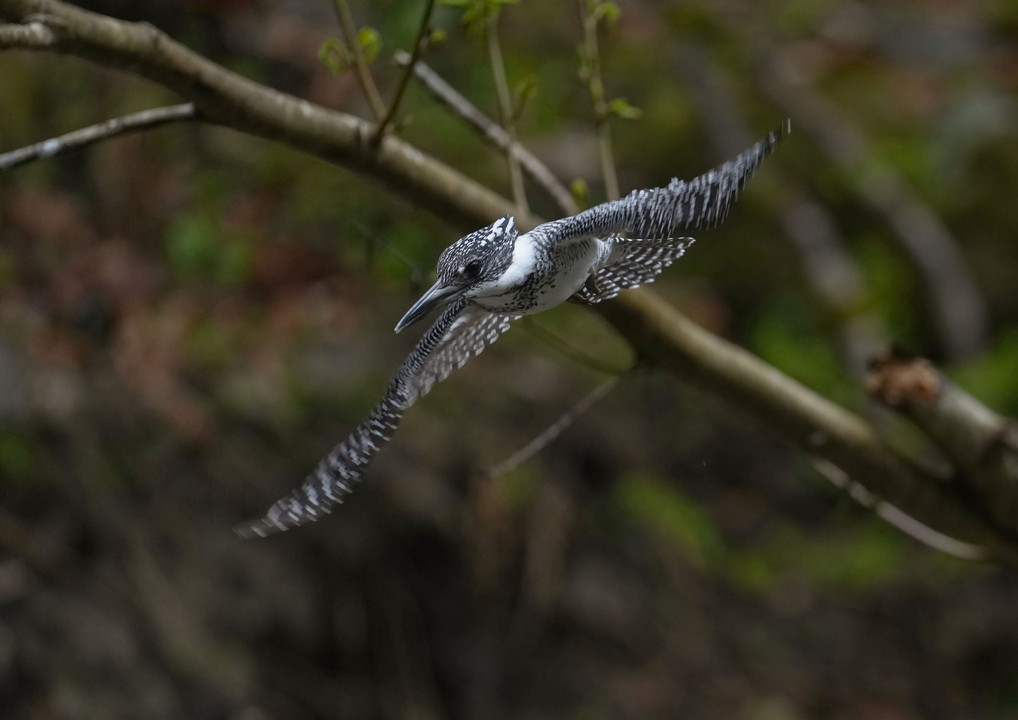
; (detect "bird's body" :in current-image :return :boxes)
[236,123,788,538]
[472,229,603,314]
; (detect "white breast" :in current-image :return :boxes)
[471,233,605,314]
[500,231,540,289]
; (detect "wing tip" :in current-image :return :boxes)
[763,118,791,154]
[234,500,338,539]
[777,117,792,139]
[233,515,289,540]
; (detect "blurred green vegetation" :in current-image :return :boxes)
[1,0,1017,719]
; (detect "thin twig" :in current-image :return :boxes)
[579,1,619,200]
[331,0,386,120]
[486,375,621,480]
[811,458,987,561]
[395,51,576,216]
[372,0,435,144]
[485,10,529,218]
[0,103,197,172]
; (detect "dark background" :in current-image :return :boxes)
[2,0,1018,718]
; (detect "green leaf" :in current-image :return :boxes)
[608,97,643,120]
[513,75,538,119]
[461,2,488,28]
[357,26,382,65]
[317,36,349,75]
[429,28,447,45]
[444,0,515,32]
[576,43,592,81]
[570,178,589,209]
[593,0,620,25]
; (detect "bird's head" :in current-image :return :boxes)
[395,215,518,332]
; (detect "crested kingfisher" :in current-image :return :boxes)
[236,122,788,538]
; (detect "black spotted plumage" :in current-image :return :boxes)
[571,236,696,305]
[236,300,515,537]
[236,123,786,537]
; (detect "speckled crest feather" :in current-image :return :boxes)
[236,123,786,537]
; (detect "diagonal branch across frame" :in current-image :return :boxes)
[1,0,1015,566]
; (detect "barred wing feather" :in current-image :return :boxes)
[235,299,514,537]
[545,122,786,248]
[572,236,696,305]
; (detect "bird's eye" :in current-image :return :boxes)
[459,261,482,280]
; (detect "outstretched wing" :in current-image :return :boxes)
[536,122,786,249]
[405,304,517,405]
[235,299,515,538]
[571,236,696,305]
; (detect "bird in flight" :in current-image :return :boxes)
[236,122,788,538]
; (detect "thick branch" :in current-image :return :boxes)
[595,291,1018,568]
[2,0,1016,565]
[0,17,51,44]
[868,350,1018,532]
[0,0,510,229]
[0,102,196,172]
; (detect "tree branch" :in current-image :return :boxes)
[485,9,529,218]
[485,375,620,480]
[372,0,434,143]
[0,102,196,172]
[330,0,386,120]
[0,0,512,230]
[595,290,1018,568]
[810,458,987,561]
[0,17,52,44]
[868,349,1018,532]
[2,0,1016,566]
[394,51,577,216]
[578,0,619,201]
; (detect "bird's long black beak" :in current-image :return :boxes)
[394,280,461,333]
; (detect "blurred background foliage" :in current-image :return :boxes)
[1,0,1018,718]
